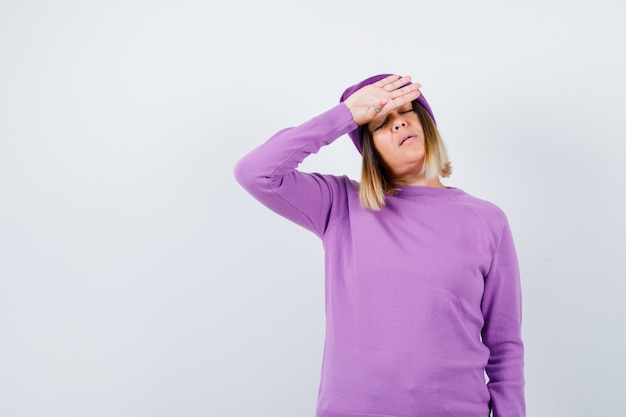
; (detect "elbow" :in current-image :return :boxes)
[233,154,270,194]
[233,156,254,190]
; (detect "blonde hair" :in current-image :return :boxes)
[358,102,452,211]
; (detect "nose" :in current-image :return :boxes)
[393,118,407,130]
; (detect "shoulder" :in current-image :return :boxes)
[454,189,510,234]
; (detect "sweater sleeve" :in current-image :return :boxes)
[233,103,357,237]
[481,216,526,417]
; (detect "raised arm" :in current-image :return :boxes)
[234,75,422,236]
[234,104,356,236]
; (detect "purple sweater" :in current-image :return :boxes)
[234,104,525,417]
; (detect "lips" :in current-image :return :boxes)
[399,135,414,146]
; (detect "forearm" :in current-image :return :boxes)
[234,104,355,193]
[233,103,357,235]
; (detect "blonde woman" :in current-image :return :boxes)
[234,74,525,417]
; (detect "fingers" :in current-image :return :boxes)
[370,98,388,115]
[372,74,401,89]
[376,84,421,116]
[373,74,421,106]
[373,75,414,92]
[377,97,389,109]
[392,87,421,108]
[386,76,414,92]
[345,74,424,125]
[392,84,422,102]
[389,82,421,98]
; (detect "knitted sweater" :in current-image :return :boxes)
[234,104,525,417]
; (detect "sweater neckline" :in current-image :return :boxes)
[394,185,464,197]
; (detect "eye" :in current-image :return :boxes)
[401,108,414,114]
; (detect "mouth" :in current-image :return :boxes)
[399,135,414,146]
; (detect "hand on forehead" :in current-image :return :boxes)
[343,75,422,127]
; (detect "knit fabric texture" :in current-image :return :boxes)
[234,104,525,417]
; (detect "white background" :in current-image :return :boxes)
[1,1,625,416]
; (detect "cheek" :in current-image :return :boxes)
[372,130,392,147]
[372,139,398,168]
[372,136,391,158]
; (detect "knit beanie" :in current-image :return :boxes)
[339,73,436,154]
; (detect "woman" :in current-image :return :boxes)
[234,74,525,417]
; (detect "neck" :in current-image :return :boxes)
[393,175,444,188]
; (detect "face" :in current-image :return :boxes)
[367,102,426,181]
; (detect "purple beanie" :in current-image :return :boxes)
[339,73,436,154]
